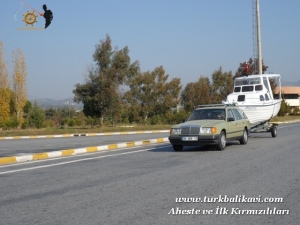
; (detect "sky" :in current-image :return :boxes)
[0,0,300,100]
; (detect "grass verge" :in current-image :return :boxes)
[271,115,300,123]
[0,124,172,137]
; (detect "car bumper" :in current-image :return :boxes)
[168,135,220,146]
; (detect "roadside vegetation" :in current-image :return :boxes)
[0,37,298,136]
[271,115,300,123]
[272,98,299,120]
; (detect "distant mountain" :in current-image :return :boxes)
[281,79,300,87]
[29,98,83,110]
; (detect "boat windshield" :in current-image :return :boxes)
[235,77,261,86]
[187,109,226,121]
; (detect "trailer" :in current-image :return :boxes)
[250,120,278,137]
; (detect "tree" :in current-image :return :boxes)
[73,35,138,126]
[44,108,57,119]
[23,100,32,114]
[74,68,120,126]
[211,67,234,103]
[124,66,181,123]
[0,41,11,128]
[28,102,45,128]
[181,76,211,112]
[12,48,28,128]
[235,57,268,77]
[277,99,290,117]
[236,58,278,97]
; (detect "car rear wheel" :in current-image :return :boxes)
[173,145,183,151]
[216,131,226,150]
[239,128,248,145]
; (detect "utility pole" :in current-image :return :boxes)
[255,0,263,74]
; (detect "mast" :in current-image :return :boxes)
[255,0,263,74]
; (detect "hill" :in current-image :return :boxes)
[29,98,83,110]
[281,79,300,87]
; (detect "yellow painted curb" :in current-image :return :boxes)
[0,137,169,166]
[0,130,169,141]
[0,157,17,165]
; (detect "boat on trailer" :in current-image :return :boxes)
[222,0,282,137]
[223,74,282,136]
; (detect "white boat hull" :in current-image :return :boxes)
[235,99,281,127]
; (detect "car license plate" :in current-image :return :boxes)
[181,136,198,141]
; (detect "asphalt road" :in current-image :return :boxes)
[0,123,299,225]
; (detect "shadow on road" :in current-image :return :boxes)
[249,133,276,138]
[149,141,241,153]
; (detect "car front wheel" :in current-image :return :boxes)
[216,131,226,150]
[172,145,183,151]
[239,128,248,145]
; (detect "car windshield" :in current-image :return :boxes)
[187,109,226,121]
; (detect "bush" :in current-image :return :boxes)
[278,99,290,117]
[68,119,76,127]
[44,120,55,128]
[85,116,95,127]
[75,118,82,126]
[104,120,112,126]
[150,115,162,125]
[123,118,129,124]
[6,117,20,129]
[21,120,29,129]
[164,110,189,124]
[291,107,299,116]
[61,118,69,127]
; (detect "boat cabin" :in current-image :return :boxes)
[226,74,281,104]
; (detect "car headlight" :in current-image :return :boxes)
[170,128,181,135]
[200,127,217,134]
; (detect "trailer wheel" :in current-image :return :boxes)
[271,125,277,137]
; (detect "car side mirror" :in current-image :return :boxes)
[227,117,235,122]
[182,119,186,123]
